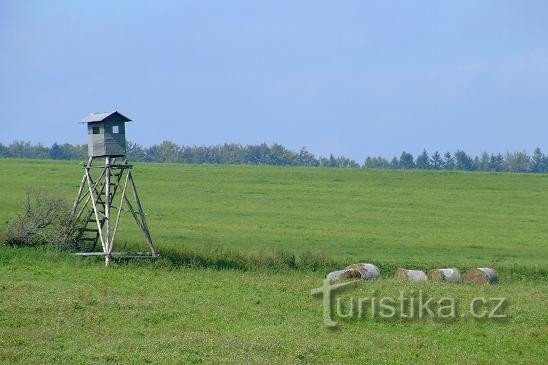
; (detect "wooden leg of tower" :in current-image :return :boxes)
[70,157,93,215]
[110,168,130,250]
[128,170,157,256]
[104,157,111,266]
[85,166,106,253]
[71,173,87,215]
[68,173,87,241]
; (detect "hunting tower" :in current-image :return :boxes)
[70,111,157,266]
[83,111,129,157]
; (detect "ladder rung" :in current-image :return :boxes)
[94,202,117,208]
[80,238,97,242]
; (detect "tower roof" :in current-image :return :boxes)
[80,111,132,124]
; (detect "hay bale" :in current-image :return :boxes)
[394,268,427,281]
[427,268,461,283]
[326,263,380,282]
[326,269,360,282]
[344,263,380,280]
[463,268,498,284]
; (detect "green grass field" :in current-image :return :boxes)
[0,159,547,363]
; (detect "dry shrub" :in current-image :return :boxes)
[3,189,80,249]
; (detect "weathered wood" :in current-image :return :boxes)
[80,237,98,242]
[74,252,158,258]
[73,163,117,248]
[70,157,98,227]
[87,164,133,169]
[128,170,156,256]
[71,155,158,263]
[85,166,106,252]
[70,171,88,215]
[104,157,111,266]
[84,113,129,157]
[110,169,130,253]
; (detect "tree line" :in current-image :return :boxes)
[364,149,548,173]
[0,141,358,168]
[1,140,548,173]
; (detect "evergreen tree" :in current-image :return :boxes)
[443,152,455,170]
[478,152,490,171]
[415,149,430,169]
[49,143,63,160]
[454,150,474,171]
[328,154,337,167]
[489,153,504,171]
[530,147,545,173]
[275,144,298,165]
[430,151,443,170]
[473,156,481,171]
[297,147,319,167]
[399,151,415,169]
[0,143,10,157]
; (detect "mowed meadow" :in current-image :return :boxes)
[0,159,547,363]
[1,159,547,271]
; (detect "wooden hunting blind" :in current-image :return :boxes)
[70,111,157,266]
[81,111,130,157]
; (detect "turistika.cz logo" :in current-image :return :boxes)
[311,279,507,327]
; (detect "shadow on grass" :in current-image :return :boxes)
[155,245,339,272]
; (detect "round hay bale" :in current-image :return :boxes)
[394,268,427,281]
[427,268,461,283]
[326,268,360,282]
[463,268,498,284]
[326,263,380,282]
[344,263,380,280]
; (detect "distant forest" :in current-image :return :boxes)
[1,140,548,173]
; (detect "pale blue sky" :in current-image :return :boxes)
[1,1,547,161]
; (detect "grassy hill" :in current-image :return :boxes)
[0,159,546,363]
